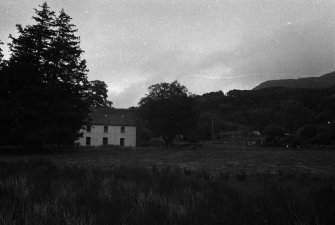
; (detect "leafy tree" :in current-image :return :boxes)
[87,80,113,108]
[195,91,227,111]
[139,81,198,145]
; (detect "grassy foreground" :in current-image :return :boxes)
[1,146,335,176]
[0,159,334,225]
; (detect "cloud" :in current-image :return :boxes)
[109,12,334,106]
[232,20,335,79]
[1,0,334,107]
[109,81,148,108]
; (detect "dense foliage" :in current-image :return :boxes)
[87,80,113,109]
[137,79,335,147]
[193,86,335,147]
[139,81,198,145]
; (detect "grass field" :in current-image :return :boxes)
[1,146,335,176]
[0,146,335,224]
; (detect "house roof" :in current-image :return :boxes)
[90,108,137,126]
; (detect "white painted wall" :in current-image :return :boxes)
[78,125,136,147]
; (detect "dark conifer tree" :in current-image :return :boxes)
[51,9,88,86]
[0,41,6,145]
[9,2,55,74]
[4,3,91,149]
[0,41,3,63]
[46,9,91,145]
[4,3,57,148]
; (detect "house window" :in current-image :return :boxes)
[86,137,91,146]
[103,137,108,145]
[104,126,108,133]
[121,126,125,133]
[87,125,91,132]
[120,138,125,146]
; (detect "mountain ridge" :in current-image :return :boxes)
[253,71,335,90]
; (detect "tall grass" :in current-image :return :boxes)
[0,160,334,225]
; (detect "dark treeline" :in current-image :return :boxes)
[0,3,110,149]
[194,86,335,147]
[137,81,335,147]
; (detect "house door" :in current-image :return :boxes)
[86,137,91,146]
[103,137,108,145]
[120,138,125,146]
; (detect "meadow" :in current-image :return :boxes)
[0,146,335,224]
[1,146,335,176]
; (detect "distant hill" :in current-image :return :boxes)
[254,71,335,90]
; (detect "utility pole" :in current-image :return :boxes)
[204,114,216,147]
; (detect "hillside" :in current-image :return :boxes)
[254,71,335,90]
[190,85,335,147]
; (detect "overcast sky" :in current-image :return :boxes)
[1,0,334,107]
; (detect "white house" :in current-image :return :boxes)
[78,108,137,147]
